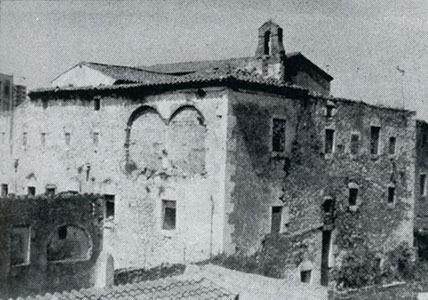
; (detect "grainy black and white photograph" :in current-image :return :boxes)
[1,1,428,299]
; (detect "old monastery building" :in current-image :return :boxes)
[0,21,422,297]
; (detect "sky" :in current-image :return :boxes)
[1,0,428,118]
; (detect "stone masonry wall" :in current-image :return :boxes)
[225,89,415,285]
[1,87,229,270]
[0,194,104,299]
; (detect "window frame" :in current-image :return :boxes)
[271,117,287,155]
[10,225,31,267]
[421,174,427,197]
[388,136,396,155]
[370,126,381,155]
[161,200,177,232]
[324,128,335,155]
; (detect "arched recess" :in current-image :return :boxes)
[47,224,93,262]
[126,105,167,171]
[168,106,207,175]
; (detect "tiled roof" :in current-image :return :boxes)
[11,278,238,300]
[80,62,177,84]
[31,66,306,95]
[140,53,301,75]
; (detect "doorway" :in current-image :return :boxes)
[321,230,332,286]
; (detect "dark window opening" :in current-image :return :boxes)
[278,28,283,43]
[94,98,101,111]
[93,132,99,146]
[65,133,71,146]
[349,188,358,206]
[27,186,36,196]
[421,174,427,196]
[388,186,395,205]
[272,119,286,152]
[1,184,8,197]
[325,129,335,154]
[326,105,334,118]
[389,137,396,155]
[41,133,46,146]
[350,134,359,155]
[46,185,56,196]
[271,206,282,233]
[162,200,176,230]
[301,270,312,283]
[370,126,380,155]
[42,100,48,109]
[4,84,10,97]
[10,226,30,266]
[105,195,115,219]
[23,132,27,146]
[264,30,271,55]
[323,199,334,214]
[58,225,68,240]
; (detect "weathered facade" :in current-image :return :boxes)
[0,21,419,296]
[0,194,105,298]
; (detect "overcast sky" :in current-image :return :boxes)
[1,0,427,118]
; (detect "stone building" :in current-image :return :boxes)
[0,21,417,292]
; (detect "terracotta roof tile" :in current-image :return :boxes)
[14,278,237,300]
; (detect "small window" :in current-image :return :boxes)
[370,126,380,155]
[42,100,48,109]
[46,184,56,196]
[264,30,271,55]
[58,225,68,240]
[41,133,46,147]
[350,134,359,155]
[300,270,311,283]
[271,206,283,233]
[1,132,5,144]
[388,186,395,205]
[65,133,71,146]
[349,187,358,206]
[4,83,10,97]
[27,186,36,196]
[162,200,176,230]
[326,105,334,118]
[105,195,115,219]
[94,98,101,111]
[389,137,396,155]
[325,129,335,154]
[272,118,286,152]
[47,225,92,262]
[23,132,27,147]
[1,184,8,197]
[93,132,100,146]
[10,226,31,266]
[421,174,427,196]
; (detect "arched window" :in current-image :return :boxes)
[47,225,92,262]
[264,30,271,55]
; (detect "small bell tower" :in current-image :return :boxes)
[254,20,286,79]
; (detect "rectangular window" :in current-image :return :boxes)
[105,194,115,219]
[41,132,46,146]
[42,100,48,109]
[65,132,71,146]
[94,98,101,111]
[162,200,176,230]
[388,187,395,205]
[10,226,31,266]
[272,119,286,152]
[421,174,427,196]
[271,206,283,233]
[349,188,358,206]
[1,184,8,197]
[27,186,36,196]
[326,105,334,118]
[300,270,312,283]
[93,132,100,146]
[389,137,396,155]
[350,134,359,155]
[46,184,56,196]
[325,129,335,154]
[1,132,5,144]
[23,132,27,147]
[370,126,380,155]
